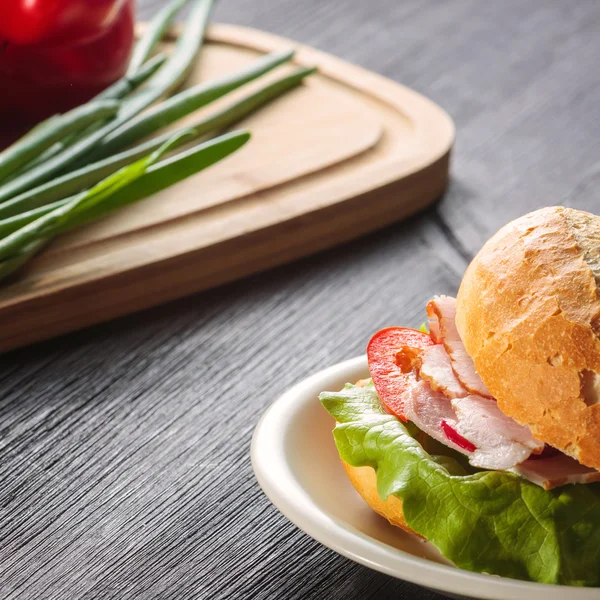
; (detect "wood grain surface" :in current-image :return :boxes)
[2,1,600,599]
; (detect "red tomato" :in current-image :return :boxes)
[367,327,435,421]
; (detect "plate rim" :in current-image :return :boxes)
[251,355,599,600]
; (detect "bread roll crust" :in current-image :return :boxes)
[456,206,600,470]
[342,377,417,535]
[342,460,419,536]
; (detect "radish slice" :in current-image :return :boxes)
[441,419,477,452]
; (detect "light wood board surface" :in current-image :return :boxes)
[0,23,453,353]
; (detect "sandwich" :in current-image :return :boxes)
[320,206,600,586]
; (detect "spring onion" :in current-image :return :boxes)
[0,66,315,220]
[0,0,317,282]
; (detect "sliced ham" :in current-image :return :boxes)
[426,296,493,398]
[419,343,468,399]
[378,295,600,487]
[402,378,543,470]
[451,395,545,470]
[414,337,545,470]
[512,454,600,490]
[403,379,467,454]
[404,374,600,482]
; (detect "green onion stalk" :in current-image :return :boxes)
[0,0,317,282]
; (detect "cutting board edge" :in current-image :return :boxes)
[0,147,450,353]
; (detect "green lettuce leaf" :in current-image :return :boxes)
[319,382,600,586]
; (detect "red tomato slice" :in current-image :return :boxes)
[367,327,435,421]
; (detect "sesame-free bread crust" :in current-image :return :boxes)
[342,460,419,536]
[340,378,418,536]
[456,206,600,470]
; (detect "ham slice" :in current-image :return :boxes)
[420,344,468,399]
[386,295,600,487]
[451,395,544,470]
[416,339,544,470]
[403,375,600,480]
[427,296,492,398]
[402,380,543,470]
[403,380,467,454]
[512,454,600,490]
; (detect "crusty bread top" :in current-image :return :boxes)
[456,206,600,470]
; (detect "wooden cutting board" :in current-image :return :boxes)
[0,24,454,352]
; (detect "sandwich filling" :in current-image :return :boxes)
[369,297,600,489]
[320,380,600,585]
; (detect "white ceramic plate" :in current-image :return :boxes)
[251,355,599,600]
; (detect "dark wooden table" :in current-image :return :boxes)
[2,1,599,598]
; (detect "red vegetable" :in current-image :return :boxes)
[368,327,480,452]
[0,0,135,130]
[441,419,477,452]
[367,327,435,421]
